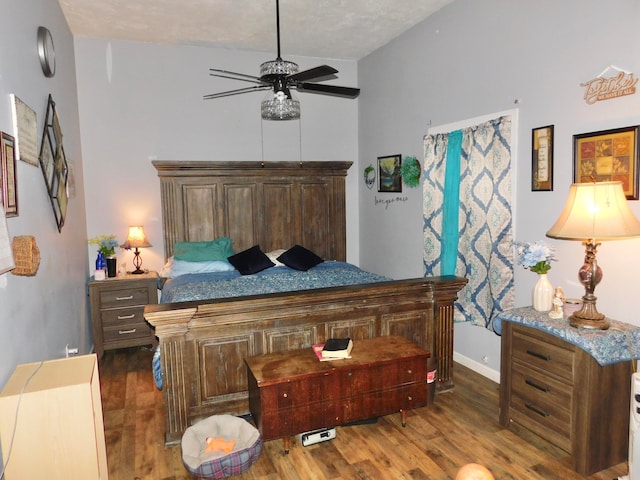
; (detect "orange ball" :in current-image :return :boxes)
[455,463,495,480]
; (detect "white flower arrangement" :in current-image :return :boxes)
[515,240,556,274]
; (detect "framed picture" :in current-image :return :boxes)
[1,132,18,217]
[378,154,402,192]
[39,94,67,231]
[573,125,639,200]
[10,94,39,166]
[531,125,553,191]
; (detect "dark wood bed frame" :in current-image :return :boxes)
[144,161,467,444]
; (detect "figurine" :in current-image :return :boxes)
[548,286,564,319]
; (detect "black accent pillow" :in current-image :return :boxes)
[277,245,324,271]
[227,245,275,275]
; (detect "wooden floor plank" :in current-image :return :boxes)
[99,347,628,479]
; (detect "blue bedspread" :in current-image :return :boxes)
[160,261,391,304]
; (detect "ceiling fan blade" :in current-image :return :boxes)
[203,85,271,100]
[295,82,360,98]
[288,65,338,82]
[209,68,264,84]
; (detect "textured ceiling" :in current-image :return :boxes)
[58,0,453,60]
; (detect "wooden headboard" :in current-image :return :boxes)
[153,161,352,261]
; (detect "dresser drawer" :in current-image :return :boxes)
[511,362,572,410]
[509,392,572,453]
[103,322,154,343]
[396,357,427,385]
[100,286,151,308]
[511,324,575,382]
[100,307,146,327]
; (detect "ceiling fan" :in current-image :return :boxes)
[203,0,360,120]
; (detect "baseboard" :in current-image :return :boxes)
[453,352,500,384]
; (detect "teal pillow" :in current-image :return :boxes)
[174,237,235,262]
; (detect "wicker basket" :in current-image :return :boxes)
[11,235,40,276]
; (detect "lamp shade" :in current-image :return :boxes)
[120,226,152,249]
[546,181,640,241]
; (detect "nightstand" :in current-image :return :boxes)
[89,271,158,358]
[497,307,637,475]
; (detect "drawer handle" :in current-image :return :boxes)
[525,402,549,417]
[118,328,137,335]
[526,349,551,361]
[117,314,136,320]
[115,295,134,301]
[525,379,549,392]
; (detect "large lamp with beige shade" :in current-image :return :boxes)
[546,181,640,330]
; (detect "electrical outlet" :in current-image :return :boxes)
[482,355,489,364]
[65,345,79,357]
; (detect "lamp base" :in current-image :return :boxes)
[130,248,145,275]
[568,297,609,330]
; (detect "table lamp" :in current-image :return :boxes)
[546,181,640,329]
[120,226,152,274]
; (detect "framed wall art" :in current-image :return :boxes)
[10,94,39,166]
[39,94,67,231]
[573,125,639,200]
[1,132,18,217]
[531,125,553,191]
[377,154,402,193]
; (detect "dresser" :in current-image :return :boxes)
[498,310,635,475]
[245,336,432,452]
[89,271,158,358]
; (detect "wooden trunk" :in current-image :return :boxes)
[246,336,431,450]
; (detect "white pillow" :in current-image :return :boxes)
[160,256,235,278]
[266,249,287,267]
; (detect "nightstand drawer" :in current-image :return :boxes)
[100,287,151,308]
[100,307,146,327]
[512,325,574,381]
[509,393,572,453]
[511,362,573,409]
[103,322,153,343]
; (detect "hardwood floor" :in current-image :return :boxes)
[99,347,628,479]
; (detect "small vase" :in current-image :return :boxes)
[533,273,553,312]
[95,251,106,271]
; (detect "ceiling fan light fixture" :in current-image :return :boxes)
[261,91,300,120]
[260,59,299,77]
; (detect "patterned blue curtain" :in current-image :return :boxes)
[423,116,514,329]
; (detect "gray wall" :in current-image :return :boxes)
[73,38,360,271]
[358,0,640,377]
[0,1,89,388]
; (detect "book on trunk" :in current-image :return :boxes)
[321,338,353,359]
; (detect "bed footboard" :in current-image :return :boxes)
[145,276,466,445]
